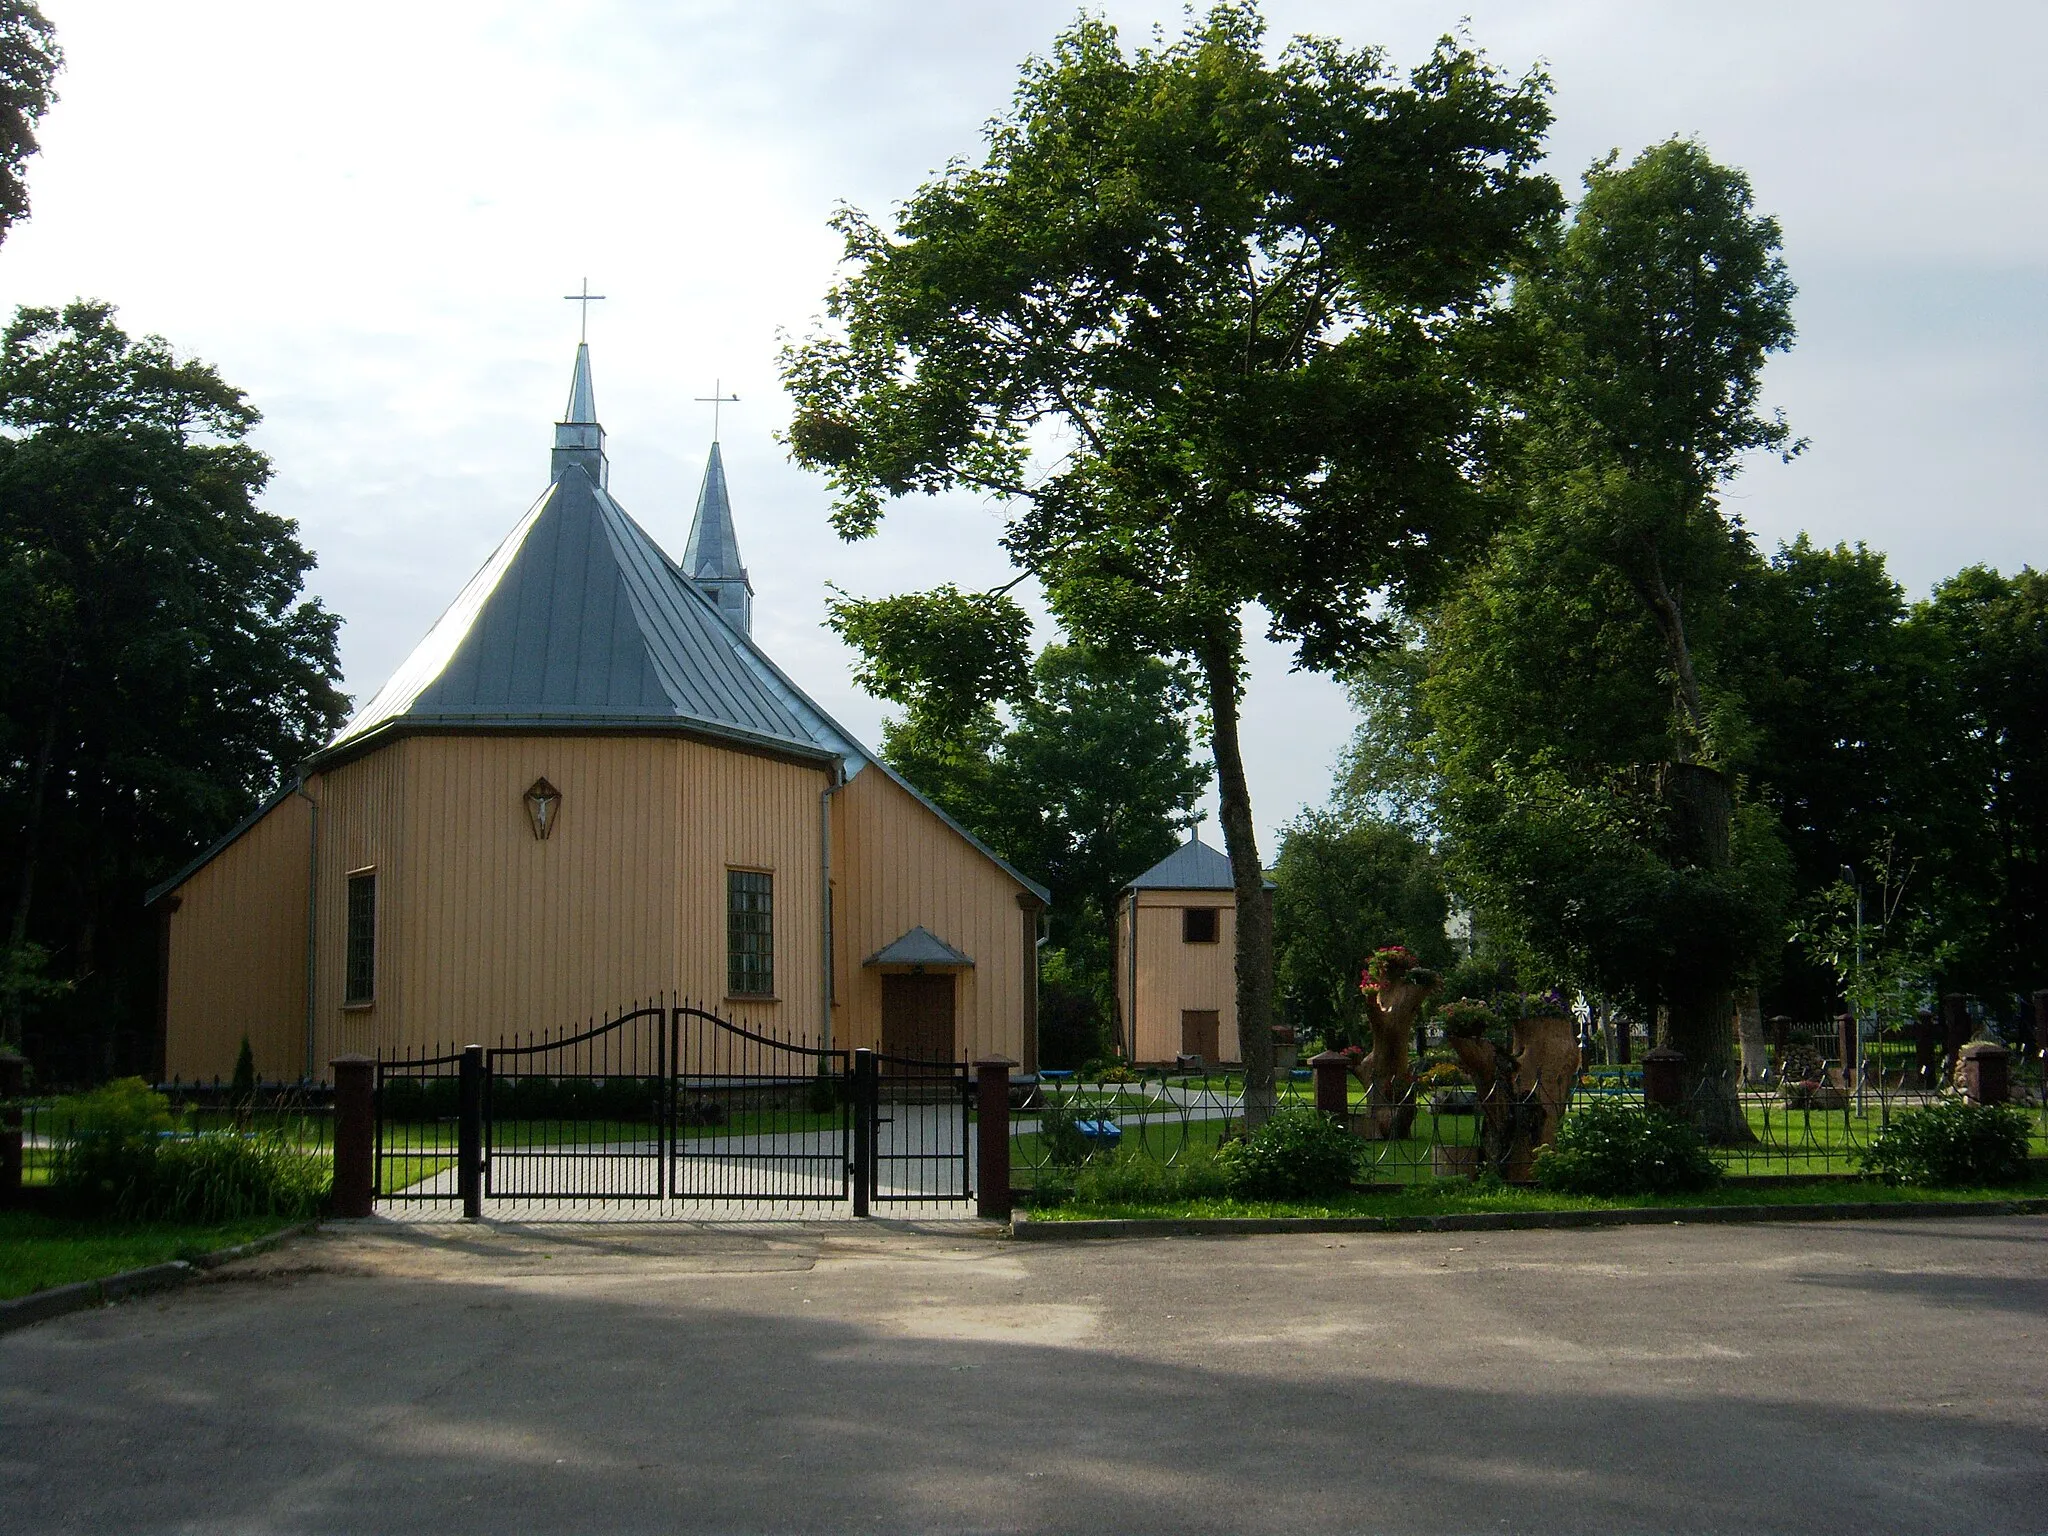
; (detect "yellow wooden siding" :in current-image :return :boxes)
[830,766,1035,1066]
[348,734,829,1057]
[1118,889,1239,1063]
[168,731,1046,1079]
[162,795,312,1082]
[306,744,407,1064]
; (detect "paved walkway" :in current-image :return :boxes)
[4,1214,2045,1532]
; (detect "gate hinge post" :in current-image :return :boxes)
[331,1054,376,1218]
[975,1058,1015,1223]
[851,1048,876,1218]
[458,1044,485,1219]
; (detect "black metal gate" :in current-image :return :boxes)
[373,1000,974,1213]
[857,1050,973,1213]
[671,1005,850,1203]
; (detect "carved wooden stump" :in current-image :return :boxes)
[1513,1015,1579,1149]
[1353,966,1440,1141]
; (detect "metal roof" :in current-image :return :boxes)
[153,345,1054,909]
[325,464,857,764]
[1126,833,1238,891]
[863,926,975,968]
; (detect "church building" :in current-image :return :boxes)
[150,345,1048,1081]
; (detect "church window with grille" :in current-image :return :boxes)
[344,870,377,1006]
[727,870,774,996]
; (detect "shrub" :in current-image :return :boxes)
[1071,1145,1228,1205]
[1217,1107,1359,1199]
[150,1131,330,1221]
[1534,1098,1721,1196]
[48,1078,175,1215]
[1859,1100,2034,1188]
[50,1077,328,1219]
[1033,1091,1090,1168]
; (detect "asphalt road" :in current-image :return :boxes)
[3,1214,2045,1534]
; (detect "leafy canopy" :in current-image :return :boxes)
[0,301,347,1070]
[783,2,1559,676]
[0,2,58,239]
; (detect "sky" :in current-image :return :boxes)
[1,1,2042,856]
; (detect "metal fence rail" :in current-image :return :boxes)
[1013,1049,2048,1194]
[364,1000,981,1214]
[488,1003,668,1201]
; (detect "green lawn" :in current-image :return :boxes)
[0,1212,294,1301]
[1032,1172,2048,1223]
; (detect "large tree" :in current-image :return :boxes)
[0,1,58,242]
[1910,566,2048,1003]
[1454,139,1800,1133]
[0,302,348,1075]
[783,4,1556,1116]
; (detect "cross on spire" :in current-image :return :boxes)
[694,379,739,441]
[563,278,606,342]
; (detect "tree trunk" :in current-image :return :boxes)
[1200,630,1276,1128]
[1735,986,1769,1084]
[1630,545,1750,1137]
[1447,1034,1535,1179]
[1658,761,1753,1143]
[3,703,61,1051]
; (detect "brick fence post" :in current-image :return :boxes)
[1643,1047,1685,1111]
[1310,1050,1351,1119]
[1959,1041,2010,1106]
[330,1054,375,1218]
[976,1058,1013,1223]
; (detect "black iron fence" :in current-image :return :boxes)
[1013,1049,2048,1194]
[9,1085,337,1194]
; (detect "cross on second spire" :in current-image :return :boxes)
[694,379,739,442]
[563,278,606,342]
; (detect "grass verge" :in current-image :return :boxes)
[1030,1174,2048,1223]
[0,1211,292,1300]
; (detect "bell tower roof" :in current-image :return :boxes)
[550,342,607,487]
[682,441,753,633]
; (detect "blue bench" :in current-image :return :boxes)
[1074,1118,1122,1146]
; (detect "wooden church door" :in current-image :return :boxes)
[881,973,957,1062]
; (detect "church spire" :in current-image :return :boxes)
[550,342,608,487]
[683,441,753,633]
